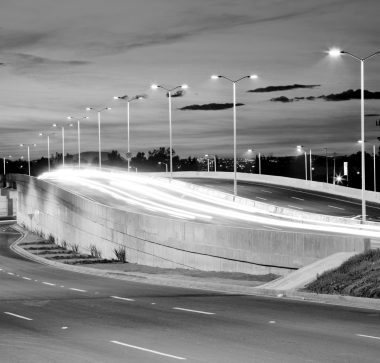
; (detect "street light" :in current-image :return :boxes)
[211,74,258,198]
[205,154,217,172]
[297,145,312,180]
[39,132,55,172]
[358,139,378,192]
[151,83,188,179]
[86,107,111,169]
[113,94,143,172]
[52,121,74,167]
[3,155,12,175]
[328,48,380,222]
[158,161,168,173]
[19,143,36,176]
[67,116,89,168]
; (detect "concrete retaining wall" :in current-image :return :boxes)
[13,174,369,276]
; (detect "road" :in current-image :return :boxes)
[1,228,380,362]
[39,169,380,239]
[178,177,380,222]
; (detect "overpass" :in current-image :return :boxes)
[8,169,379,276]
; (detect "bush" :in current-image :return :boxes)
[90,244,102,259]
[70,243,79,253]
[60,240,68,249]
[114,246,126,263]
[47,234,55,244]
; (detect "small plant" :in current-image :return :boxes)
[47,234,55,244]
[60,240,68,249]
[70,243,79,254]
[90,244,102,258]
[114,246,126,263]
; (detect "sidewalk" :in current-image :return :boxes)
[10,225,380,311]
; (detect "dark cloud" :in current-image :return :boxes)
[0,30,49,51]
[167,90,184,98]
[180,103,244,110]
[270,96,293,103]
[249,84,320,93]
[366,114,380,117]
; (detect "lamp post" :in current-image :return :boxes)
[19,143,36,176]
[329,48,380,222]
[211,74,258,198]
[358,140,378,192]
[86,107,111,169]
[297,145,308,180]
[205,154,217,172]
[67,116,89,168]
[113,95,143,172]
[324,147,329,183]
[52,122,75,167]
[151,83,188,180]
[38,132,56,172]
[3,155,12,175]
[158,161,168,173]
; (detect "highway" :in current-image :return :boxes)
[39,169,380,239]
[1,229,380,362]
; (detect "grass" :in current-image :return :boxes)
[305,249,380,298]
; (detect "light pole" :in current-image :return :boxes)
[373,144,377,192]
[151,83,188,180]
[297,145,308,180]
[158,161,168,173]
[211,74,258,198]
[67,116,89,168]
[52,122,74,167]
[86,107,111,169]
[3,155,12,175]
[329,48,380,222]
[19,143,36,176]
[324,147,329,183]
[39,132,55,172]
[205,154,217,172]
[113,94,143,172]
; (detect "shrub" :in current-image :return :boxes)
[47,234,55,244]
[60,240,68,249]
[90,244,102,259]
[70,243,79,254]
[114,246,126,263]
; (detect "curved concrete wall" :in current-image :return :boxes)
[12,174,368,276]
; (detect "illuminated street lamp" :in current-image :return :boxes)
[328,48,380,222]
[158,161,168,173]
[67,116,89,168]
[19,143,36,176]
[52,121,75,167]
[151,83,188,179]
[211,74,258,198]
[113,94,143,172]
[38,132,55,172]
[296,145,311,180]
[86,107,111,169]
[2,155,12,175]
[205,154,217,172]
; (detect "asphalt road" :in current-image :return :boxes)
[1,229,380,362]
[178,177,380,222]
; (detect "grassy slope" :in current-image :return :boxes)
[305,249,380,298]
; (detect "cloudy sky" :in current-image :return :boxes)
[0,0,379,160]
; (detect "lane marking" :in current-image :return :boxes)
[69,288,87,292]
[110,296,135,302]
[287,205,303,210]
[357,334,380,341]
[60,285,65,288]
[256,197,267,201]
[263,225,282,231]
[261,190,272,193]
[34,280,38,282]
[7,272,14,275]
[61,326,68,330]
[22,277,31,281]
[291,196,304,201]
[110,340,186,360]
[4,312,33,321]
[328,205,345,210]
[173,307,215,315]
[0,268,2,271]
[42,282,56,286]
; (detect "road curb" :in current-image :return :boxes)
[9,225,380,311]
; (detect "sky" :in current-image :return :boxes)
[0,0,380,160]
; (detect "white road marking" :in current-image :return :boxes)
[4,312,33,321]
[287,205,303,210]
[269,320,276,324]
[291,196,304,201]
[256,197,267,201]
[0,268,2,271]
[34,280,38,282]
[357,334,380,341]
[69,288,87,292]
[151,303,156,305]
[110,340,186,360]
[261,190,272,193]
[110,296,135,302]
[61,326,68,330]
[263,225,282,231]
[328,205,345,210]
[173,307,215,315]
[7,272,14,275]
[22,277,31,281]
[42,282,56,286]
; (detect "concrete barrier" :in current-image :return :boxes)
[11,174,369,276]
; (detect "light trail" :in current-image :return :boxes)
[39,168,380,238]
